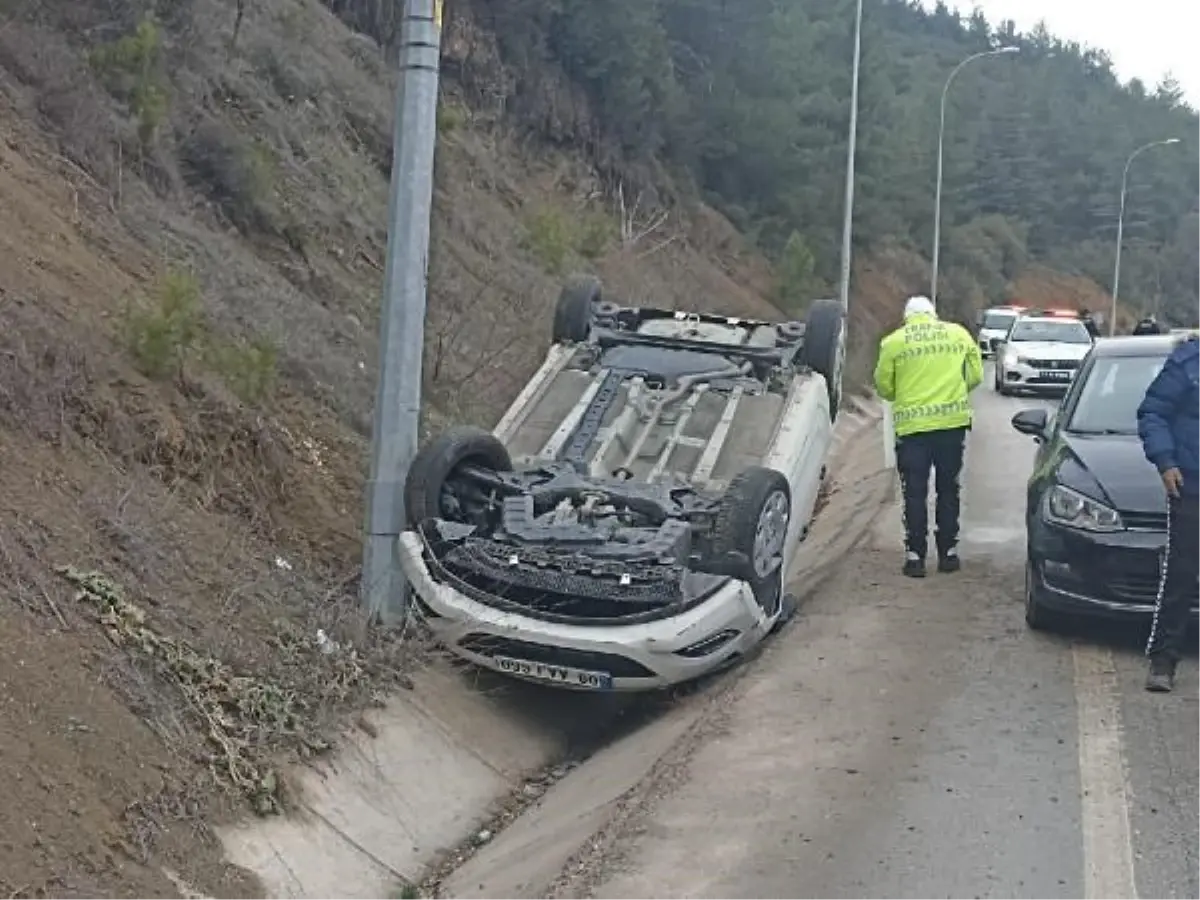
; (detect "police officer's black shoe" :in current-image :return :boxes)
[903,552,926,578]
[937,546,961,573]
[1145,657,1176,693]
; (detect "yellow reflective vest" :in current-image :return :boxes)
[873,313,984,438]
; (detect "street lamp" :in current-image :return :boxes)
[837,0,863,318]
[1109,137,1182,335]
[930,45,1019,306]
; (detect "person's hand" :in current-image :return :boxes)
[1161,467,1184,498]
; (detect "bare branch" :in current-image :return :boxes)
[614,181,670,249]
[229,0,246,54]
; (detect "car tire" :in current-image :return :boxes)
[801,298,845,421]
[1024,559,1058,632]
[552,274,602,344]
[710,467,792,616]
[404,426,513,527]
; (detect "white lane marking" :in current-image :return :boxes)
[1072,643,1138,900]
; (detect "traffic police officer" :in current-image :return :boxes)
[874,296,984,577]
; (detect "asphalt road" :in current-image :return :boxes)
[556,365,1199,900]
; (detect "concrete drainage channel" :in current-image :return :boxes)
[218,396,891,900]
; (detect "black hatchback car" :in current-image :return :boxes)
[1011,335,1200,630]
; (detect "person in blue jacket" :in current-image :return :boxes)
[1136,334,1199,692]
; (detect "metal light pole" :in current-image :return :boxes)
[361,0,444,625]
[930,45,1019,306]
[1109,137,1182,335]
[837,0,863,317]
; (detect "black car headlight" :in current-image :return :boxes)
[1044,485,1122,532]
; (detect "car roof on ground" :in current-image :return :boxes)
[1090,335,1179,357]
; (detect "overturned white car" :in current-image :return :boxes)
[398,275,843,691]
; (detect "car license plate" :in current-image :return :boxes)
[1039,370,1071,381]
[492,655,613,690]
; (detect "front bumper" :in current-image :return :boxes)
[396,531,775,691]
[1028,517,1200,622]
[1000,360,1078,392]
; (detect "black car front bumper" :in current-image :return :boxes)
[1028,516,1200,622]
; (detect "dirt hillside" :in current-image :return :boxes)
[0,0,797,896]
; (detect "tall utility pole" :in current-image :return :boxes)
[1110,137,1181,335]
[930,45,1018,306]
[361,0,444,625]
[837,0,863,318]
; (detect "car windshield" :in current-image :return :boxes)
[982,311,1017,330]
[1067,355,1167,435]
[1008,319,1091,344]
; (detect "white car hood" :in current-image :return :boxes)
[1006,341,1091,360]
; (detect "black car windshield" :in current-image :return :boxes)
[982,311,1017,330]
[1009,319,1092,344]
[1067,355,1167,434]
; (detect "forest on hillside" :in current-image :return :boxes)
[426,0,1197,325]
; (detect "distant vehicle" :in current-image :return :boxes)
[1011,335,1199,631]
[992,313,1094,395]
[1132,315,1165,336]
[397,276,843,691]
[975,305,1027,358]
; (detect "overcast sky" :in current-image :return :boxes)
[930,0,1199,109]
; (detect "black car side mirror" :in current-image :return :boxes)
[990,337,1005,352]
[1011,407,1049,440]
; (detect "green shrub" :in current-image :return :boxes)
[123,271,279,404]
[577,212,617,259]
[436,102,466,134]
[89,17,170,145]
[207,336,279,405]
[124,269,205,379]
[522,207,574,274]
[521,206,618,272]
[775,230,819,315]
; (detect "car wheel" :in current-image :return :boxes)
[404,426,513,526]
[801,299,845,422]
[1024,559,1058,632]
[552,274,602,344]
[710,467,791,616]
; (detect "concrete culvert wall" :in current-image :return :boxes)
[217,397,889,899]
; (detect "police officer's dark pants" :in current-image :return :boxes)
[1147,493,1200,664]
[896,426,967,559]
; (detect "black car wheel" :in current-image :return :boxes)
[1024,558,1059,632]
[552,274,602,344]
[710,467,791,616]
[404,426,513,527]
[801,299,845,422]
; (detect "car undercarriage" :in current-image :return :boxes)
[402,276,841,636]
